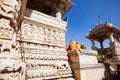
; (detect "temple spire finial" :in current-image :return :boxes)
[98,16,102,24]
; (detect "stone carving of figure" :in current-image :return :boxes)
[0,0,21,45]
[0,0,22,57]
[0,0,26,80]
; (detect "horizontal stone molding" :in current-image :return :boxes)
[0,27,13,39]
[70,63,104,70]
[25,54,68,61]
[80,64,104,69]
[18,40,65,48]
[68,49,97,56]
[80,49,97,55]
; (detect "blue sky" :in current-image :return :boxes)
[63,0,120,49]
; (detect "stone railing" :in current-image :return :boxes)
[25,8,67,30]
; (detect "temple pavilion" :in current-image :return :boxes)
[87,22,120,73]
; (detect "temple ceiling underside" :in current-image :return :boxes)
[26,0,73,16]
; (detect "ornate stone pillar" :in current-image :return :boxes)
[91,39,95,50]
[100,40,104,50]
[109,33,114,42]
[56,11,62,20]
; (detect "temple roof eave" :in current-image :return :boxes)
[62,0,74,16]
[87,25,120,41]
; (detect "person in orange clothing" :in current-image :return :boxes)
[69,40,76,51]
[65,40,86,51]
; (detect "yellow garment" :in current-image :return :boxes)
[76,43,81,50]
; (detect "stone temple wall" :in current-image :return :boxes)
[17,9,74,80]
[0,0,74,79]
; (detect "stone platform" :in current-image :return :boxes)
[68,49,105,80]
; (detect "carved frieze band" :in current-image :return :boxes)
[21,47,66,55]
[19,19,65,47]
[25,54,68,61]
[17,41,72,79]
[26,60,72,79]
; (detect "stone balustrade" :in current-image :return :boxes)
[25,8,67,30]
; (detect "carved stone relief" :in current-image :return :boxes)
[51,30,56,44]
[23,10,74,80]
[0,27,13,39]
[0,0,26,80]
[0,0,21,48]
[37,27,44,42]
[0,0,21,28]
[0,18,14,39]
[21,21,66,47]
[18,41,72,79]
